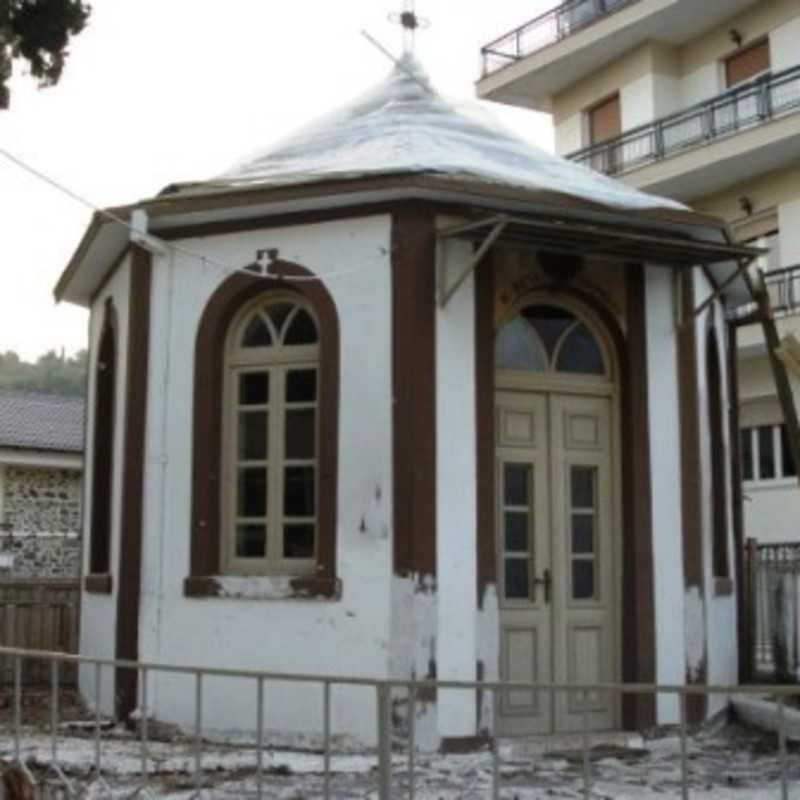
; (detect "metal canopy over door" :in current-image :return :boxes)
[495,302,618,736]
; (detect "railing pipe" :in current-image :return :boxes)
[13,655,21,764]
[680,690,689,800]
[408,685,416,800]
[567,65,800,175]
[256,676,264,800]
[94,662,102,778]
[323,680,331,800]
[194,672,203,793]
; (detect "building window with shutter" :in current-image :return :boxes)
[725,39,770,88]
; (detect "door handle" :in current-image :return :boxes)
[532,568,552,604]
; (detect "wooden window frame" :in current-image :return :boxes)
[85,299,117,595]
[222,296,320,576]
[724,39,770,89]
[186,263,340,599]
[587,92,622,146]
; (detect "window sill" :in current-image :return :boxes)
[183,574,341,601]
[714,577,734,597]
[84,574,113,594]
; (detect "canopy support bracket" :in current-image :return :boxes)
[438,217,508,308]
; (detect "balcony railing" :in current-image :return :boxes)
[480,0,641,78]
[765,265,800,315]
[568,65,800,176]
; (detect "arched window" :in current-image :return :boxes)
[188,263,340,598]
[495,304,607,376]
[707,328,730,580]
[88,300,117,585]
[223,297,320,574]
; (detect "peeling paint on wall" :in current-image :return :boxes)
[390,572,439,750]
[477,584,499,734]
[685,585,707,682]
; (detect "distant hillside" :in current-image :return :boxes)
[0,350,87,397]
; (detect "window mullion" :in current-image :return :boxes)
[268,367,285,567]
[753,427,760,481]
[775,424,784,479]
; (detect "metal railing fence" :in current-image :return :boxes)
[1,645,799,799]
[765,266,800,315]
[568,65,800,176]
[480,0,640,77]
[749,539,800,681]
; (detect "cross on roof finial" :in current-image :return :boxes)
[388,1,429,56]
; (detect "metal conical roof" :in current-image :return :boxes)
[201,55,683,212]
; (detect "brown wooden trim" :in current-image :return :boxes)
[189,261,340,587]
[183,575,342,600]
[115,246,152,719]
[727,321,748,681]
[89,299,117,576]
[475,253,495,603]
[392,205,437,577]
[84,574,112,594]
[620,264,656,729]
[474,260,656,728]
[159,204,400,242]
[131,174,725,232]
[677,271,707,722]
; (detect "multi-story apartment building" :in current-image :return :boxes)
[478,0,800,546]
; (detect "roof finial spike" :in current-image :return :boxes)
[388,0,429,57]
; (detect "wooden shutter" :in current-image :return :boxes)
[589,94,621,144]
[725,40,770,87]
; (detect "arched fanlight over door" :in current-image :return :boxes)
[495,304,607,377]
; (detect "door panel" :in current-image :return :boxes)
[551,394,616,732]
[496,390,617,735]
[496,392,552,735]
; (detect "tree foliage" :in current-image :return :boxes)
[0,348,87,395]
[0,0,91,108]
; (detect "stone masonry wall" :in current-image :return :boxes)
[1,466,83,580]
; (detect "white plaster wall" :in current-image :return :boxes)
[644,265,685,724]
[694,272,738,708]
[555,114,584,155]
[771,17,800,73]
[744,483,800,544]
[621,75,656,131]
[389,575,438,750]
[652,73,681,119]
[78,256,132,716]
[138,215,394,744]
[435,236,478,740]
[778,199,800,265]
[476,587,499,735]
[680,63,721,108]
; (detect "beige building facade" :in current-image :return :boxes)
[479,0,800,547]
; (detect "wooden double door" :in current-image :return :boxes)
[496,390,618,735]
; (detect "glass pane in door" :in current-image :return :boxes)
[502,463,534,602]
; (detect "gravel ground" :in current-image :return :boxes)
[3,719,800,798]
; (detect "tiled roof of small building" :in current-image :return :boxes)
[0,392,85,453]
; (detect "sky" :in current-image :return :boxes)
[0,0,554,361]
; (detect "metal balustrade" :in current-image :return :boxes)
[1,646,799,799]
[480,0,641,77]
[568,65,800,176]
[765,265,800,315]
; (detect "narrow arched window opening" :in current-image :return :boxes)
[223,295,320,575]
[89,301,117,577]
[495,304,607,377]
[707,328,730,579]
